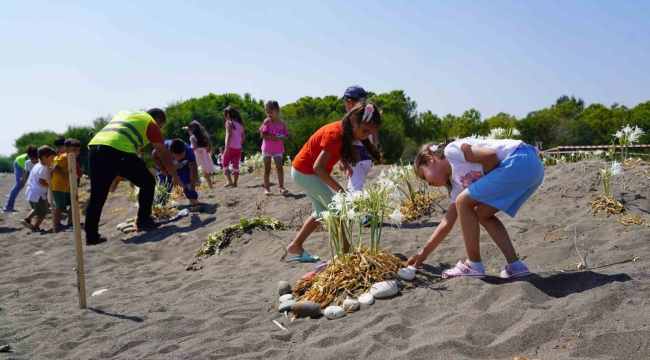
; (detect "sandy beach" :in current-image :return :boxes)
[1,161,649,360]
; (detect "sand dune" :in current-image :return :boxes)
[1,161,649,359]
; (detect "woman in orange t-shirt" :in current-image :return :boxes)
[286,102,382,263]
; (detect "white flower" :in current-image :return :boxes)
[628,126,645,143]
[512,128,521,136]
[389,207,403,228]
[622,124,633,135]
[346,208,360,221]
[614,130,624,139]
[593,150,604,156]
[319,211,330,222]
[610,161,622,176]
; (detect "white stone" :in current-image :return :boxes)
[342,298,359,311]
[279,294,293,302]
[91,289,108,297]
[278,300,295,312]
[34,251,45,255]
[369,280,398,298]
[324,306,345,320]
[358,293,375,305]
[398,266,416,281]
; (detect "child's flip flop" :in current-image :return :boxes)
[285,251,320,263]
[442,261,486,279]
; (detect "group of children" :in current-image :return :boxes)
[6,137,82,233]
[284,85,544,280]
[5,84,545,278]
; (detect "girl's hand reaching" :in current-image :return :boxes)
[406,252,426,268]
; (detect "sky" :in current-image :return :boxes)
[1,0,649,156]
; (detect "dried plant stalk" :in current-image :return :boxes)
[151,206,179,220]
[399,193,446,222]
[616,214,644,226]
[587,195,624,216]
[293,249,403,308]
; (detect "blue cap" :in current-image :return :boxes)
[342,85,367,100]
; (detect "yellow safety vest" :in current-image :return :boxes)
[89,111,154,154]
[15,154,28,169]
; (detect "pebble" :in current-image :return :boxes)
[277,281,292,296]
[343,298,359,311]
[279,294,293,302]
[116,222,132,231]
[324,306,345,320]
[34,251,45,255]
[398,266,417,281]
[278,300,295,312]
[91,289,108,297]
[178,209,190,216]
[369,280,398,298]
[358,293,375,305]
[300,271,316,279]
[291,301,322,318]
[180,232,189,237]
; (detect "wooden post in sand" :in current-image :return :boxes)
[48,170,56,233]
[67,153,87,309]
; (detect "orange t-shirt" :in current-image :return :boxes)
[292,120,343,175]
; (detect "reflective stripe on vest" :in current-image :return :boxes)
[89,111,153,154]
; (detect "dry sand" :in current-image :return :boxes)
[1,161,649,359]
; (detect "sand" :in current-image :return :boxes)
[1,161,649,359]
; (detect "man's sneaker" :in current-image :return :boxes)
[3,207,16,213]
[362,215,372,226]
[86,235,107,246]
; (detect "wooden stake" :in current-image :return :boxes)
[68,153,87,309]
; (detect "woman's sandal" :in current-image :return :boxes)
[264,189,272,196]
[279,188,289,195]
[442,261,486,279]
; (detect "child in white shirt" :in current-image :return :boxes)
[21,146,57,232]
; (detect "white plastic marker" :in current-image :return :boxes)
[272,320,290,332]
[68,153,87,309]
[91,289,109,296]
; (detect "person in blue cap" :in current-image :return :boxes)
[341,86,380,193]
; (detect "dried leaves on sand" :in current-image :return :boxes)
[293,250,403,308]
[196,217,284,257]
[399,193,446,223]
[587,195,624,216]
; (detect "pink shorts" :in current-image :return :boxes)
[223,147,242,173]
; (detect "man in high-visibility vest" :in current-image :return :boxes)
[85,108,182,245]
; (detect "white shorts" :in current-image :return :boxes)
[262,152,283,158]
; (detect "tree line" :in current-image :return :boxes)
[2,92,648,173]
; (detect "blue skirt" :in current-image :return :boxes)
[465,145,544,217]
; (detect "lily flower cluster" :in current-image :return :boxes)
[599,161,622,198]
[320,177,404,261]
[614,125,645,159]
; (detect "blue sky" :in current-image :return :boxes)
[1,0,649,156]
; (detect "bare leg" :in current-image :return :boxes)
[476,204,518,263]
[224,171,234,187]
[263,156,272,192]
[204,171,213,189]
[33,216,44,229]
[455,192,482,262]
[53,207,62,227]
[287,215,320,254]
[274,156,286,192]
[25,209,35,220]
[233,172,239,187]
